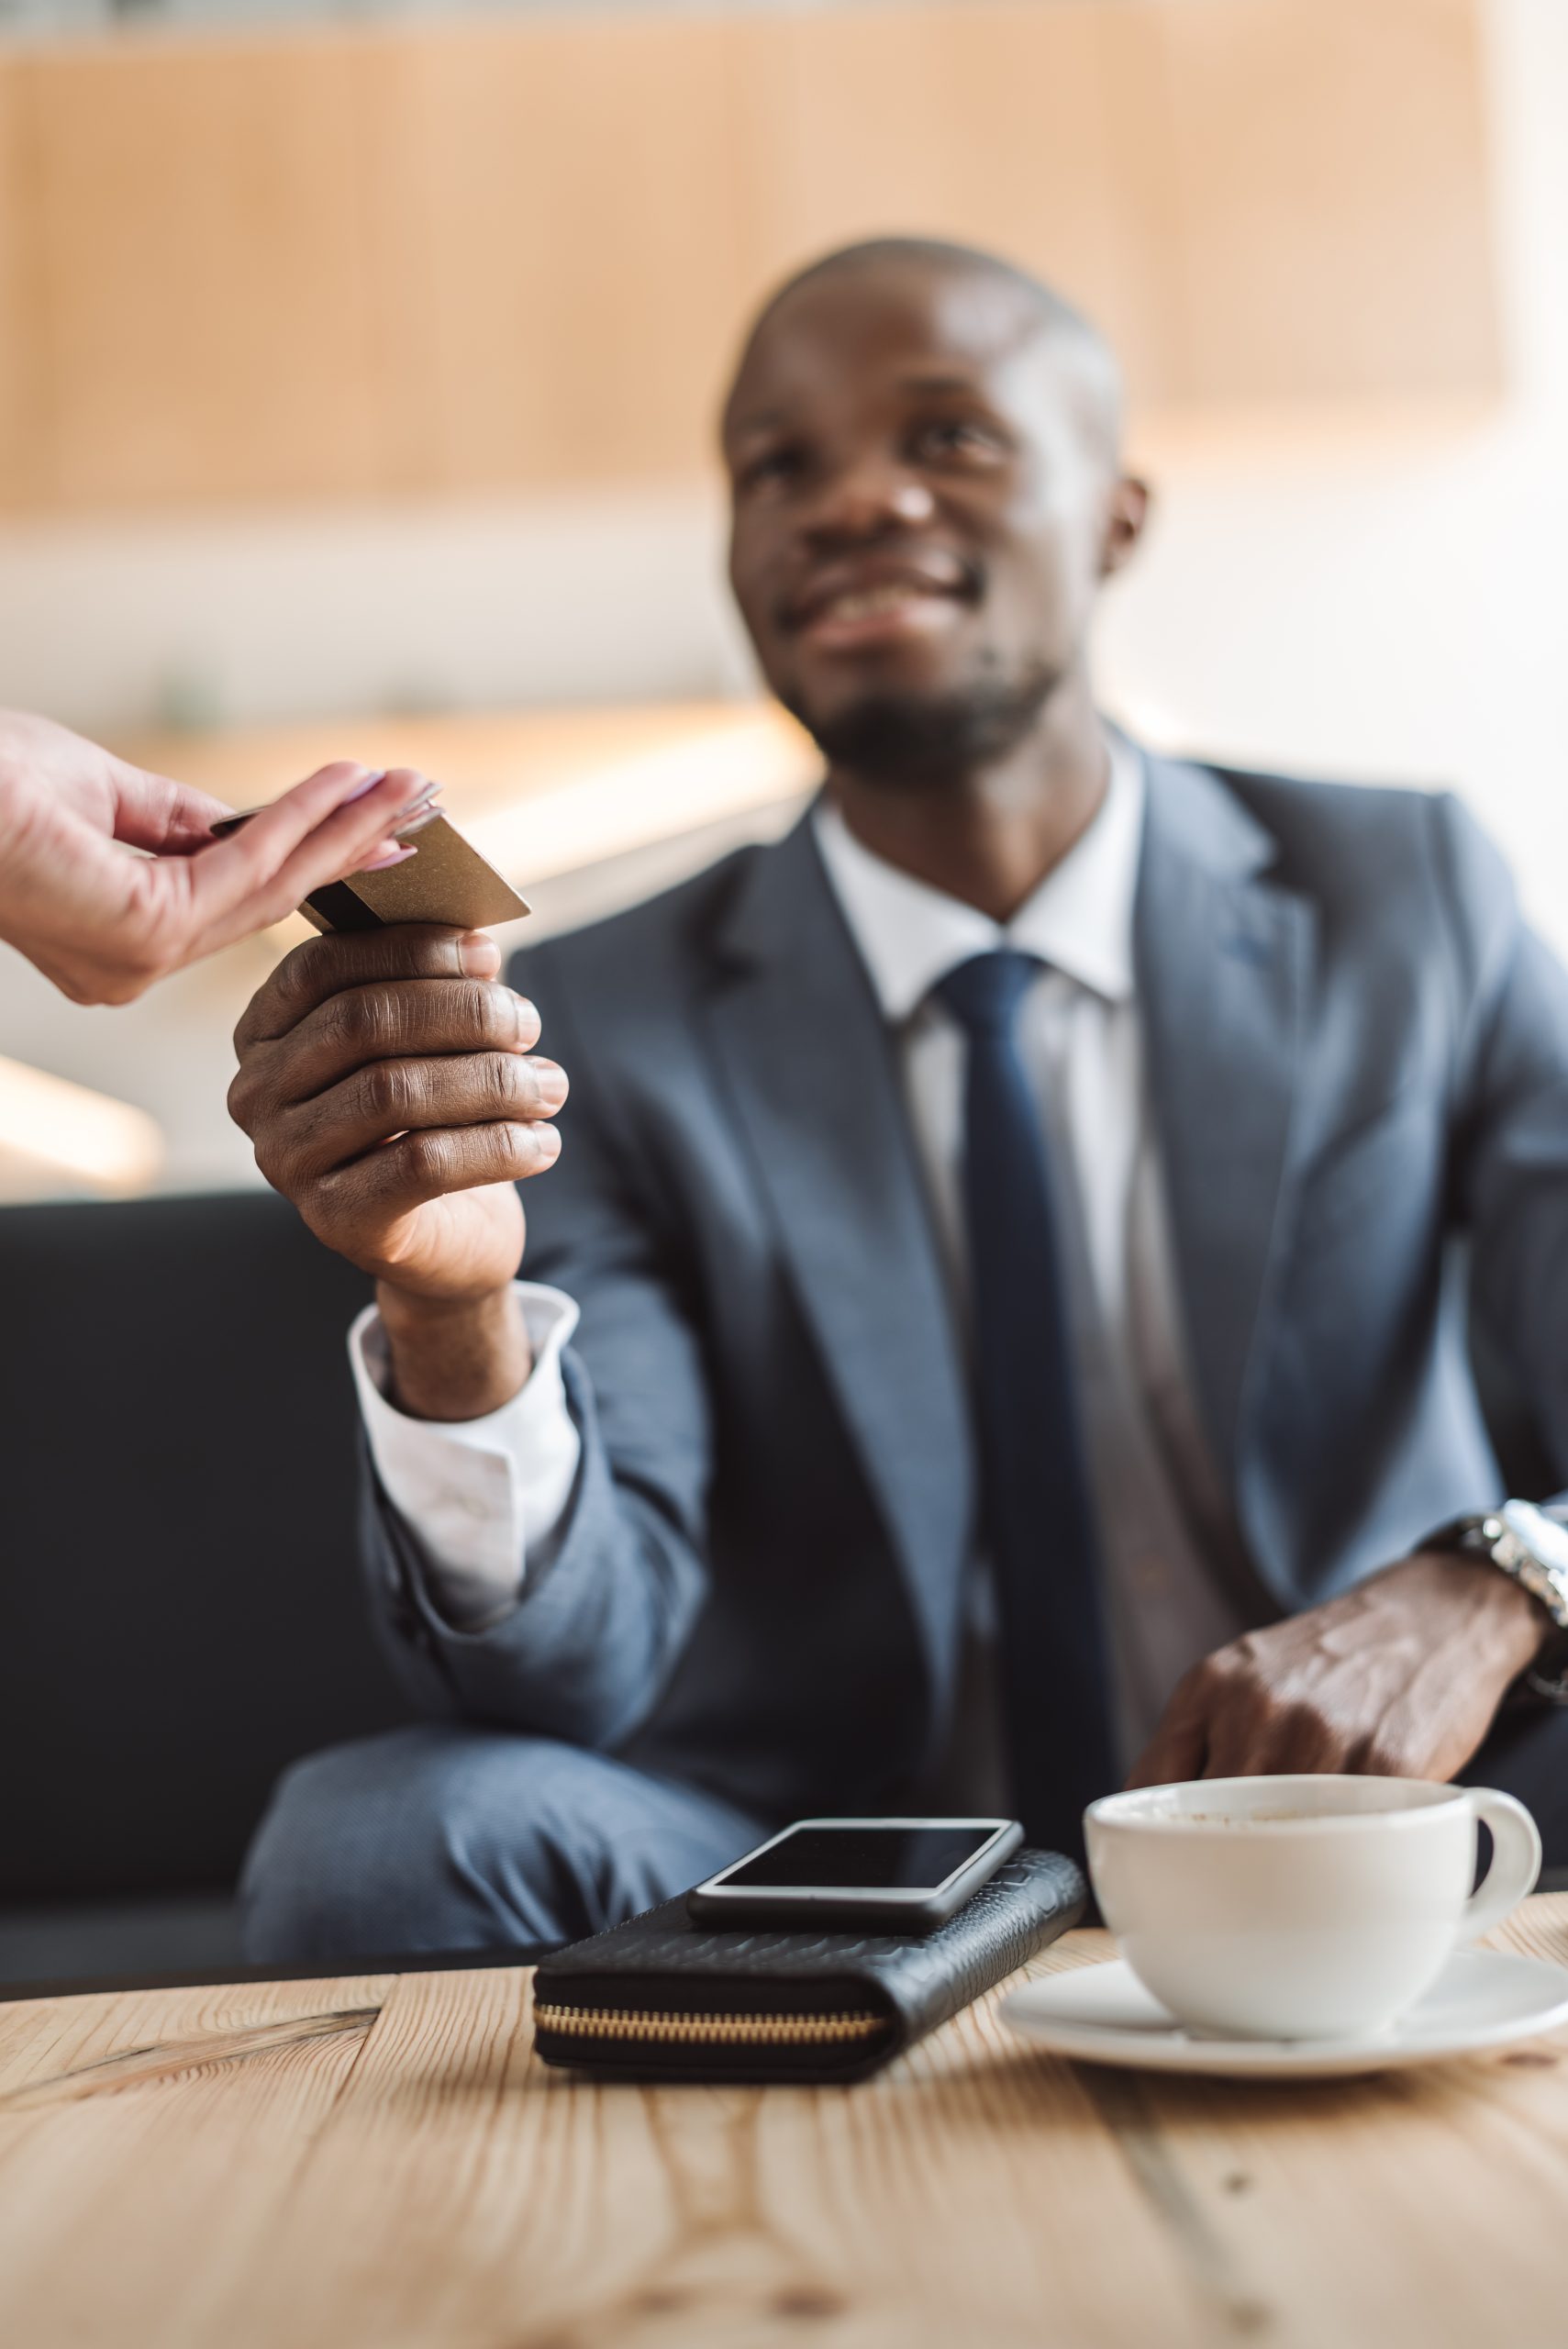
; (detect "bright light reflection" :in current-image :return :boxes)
[0,1054,165,1194]
[464,711,816,887]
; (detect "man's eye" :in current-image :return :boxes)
[912,419,1006,463]
[739,447,804,492]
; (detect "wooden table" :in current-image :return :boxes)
[3,1898,1567,2349]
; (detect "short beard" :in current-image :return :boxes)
[790,665,1057,790]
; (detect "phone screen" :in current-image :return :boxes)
[717,1824,996,1894]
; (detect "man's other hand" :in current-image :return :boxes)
[229,927,567,1419]
[1128,1551,1550,1789]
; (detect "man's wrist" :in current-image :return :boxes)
[1422,1502,1568,1667]
[1401,1543,1551,1678]
[1468,1556,1554,1664]
[376,1280,532,1422]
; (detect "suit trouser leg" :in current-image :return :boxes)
[239,1722,768,1965]
[1462,1699,1568,1876]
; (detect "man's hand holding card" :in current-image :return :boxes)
[228,810,561,1422]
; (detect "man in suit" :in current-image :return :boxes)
[229,239,1568,1962]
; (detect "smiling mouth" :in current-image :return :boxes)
[790,573,976,640]
[814,583,951,623]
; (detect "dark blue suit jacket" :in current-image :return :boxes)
[362,752,1568,1820]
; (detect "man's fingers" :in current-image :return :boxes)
[235,927,505,1051]
[262,1053,568,1182]
[1125,1710,1207,1790]
[1213,1698,1341,1778]
[318,1120,562,1223]
[234,980,541,1125]
[1124,1728,1205,1790]
[1198,1710,1269,1778]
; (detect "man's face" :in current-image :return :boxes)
[722,262,1143,778]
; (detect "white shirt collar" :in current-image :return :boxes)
[812,734,1143,1022]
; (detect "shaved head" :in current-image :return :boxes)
[726,236,1125,465]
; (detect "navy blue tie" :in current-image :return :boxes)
[935,951,1118,1853]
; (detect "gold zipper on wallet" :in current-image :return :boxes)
[533,2003,885,2048]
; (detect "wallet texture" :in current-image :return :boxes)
[531,1847,1085,2084]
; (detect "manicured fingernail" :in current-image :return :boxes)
[458,931,498,975]
[528,1059,568,1109]
[343,769,388,802]
[361,843,418,873]
[394,806,440,840]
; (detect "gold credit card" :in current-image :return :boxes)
[212,807,530,934]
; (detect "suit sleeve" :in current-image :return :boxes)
[1434,793,1568,1490]
[359,938,716,1749]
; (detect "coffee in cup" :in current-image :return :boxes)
[1084,1776,1541,2041]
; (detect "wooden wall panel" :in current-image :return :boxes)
[361,19,756,490]
[0,68,38,508]
[0,1,1502,517]
[19,39,393,507]
[734,3,1187,407]
[1151,0,1501,406]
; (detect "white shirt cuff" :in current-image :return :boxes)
[350,1282,583,1631]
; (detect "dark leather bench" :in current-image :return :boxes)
[0,1191,416,1983]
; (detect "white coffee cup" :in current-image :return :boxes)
[1084,1776,1541,2041]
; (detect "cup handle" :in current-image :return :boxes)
[1460,1789,1542,1943]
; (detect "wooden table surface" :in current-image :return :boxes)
[3,1898,1567,2349]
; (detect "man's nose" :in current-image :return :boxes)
[803,462,937,544]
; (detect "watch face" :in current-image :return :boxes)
[1501,1499,1568,1575]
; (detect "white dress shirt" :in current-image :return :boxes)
[352,738,1251,1760]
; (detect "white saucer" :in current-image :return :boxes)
[1002,1948,1568,2079]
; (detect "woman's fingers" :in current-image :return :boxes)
[156,764,439,958]
[106,761,235,854]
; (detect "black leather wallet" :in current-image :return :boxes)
[532,1847,1085,2085]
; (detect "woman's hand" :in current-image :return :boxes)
[0,707,439,1004]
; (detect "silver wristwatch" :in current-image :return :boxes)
[1429,1498,1568,1701]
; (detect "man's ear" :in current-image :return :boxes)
[1100,474,1151,579]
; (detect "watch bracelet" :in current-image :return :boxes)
[1446,1512,1568,1701]
[1456,1516,1568,1630]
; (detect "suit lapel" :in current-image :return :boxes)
[703,816,973,1697]
[697,760,1310,1678]
[1136,755,1318,1475]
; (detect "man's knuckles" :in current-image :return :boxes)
[251,1052,561,1195]
[312,977,528,1062]
[388,1119,556,1197]
[389,1127,462,1194]
[282,924,478,1000]
[226,1059,262,1137]
[1274,1699,1341,1758]
[366,1122,517,1199]
[237,928,508,1049]
[344,1049,541,1131]
[1182,1646,1251,1708]
[250,1118,317,1199]
[350,1053,426,1130]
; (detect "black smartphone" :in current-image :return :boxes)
[685,1817,1024,1930]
